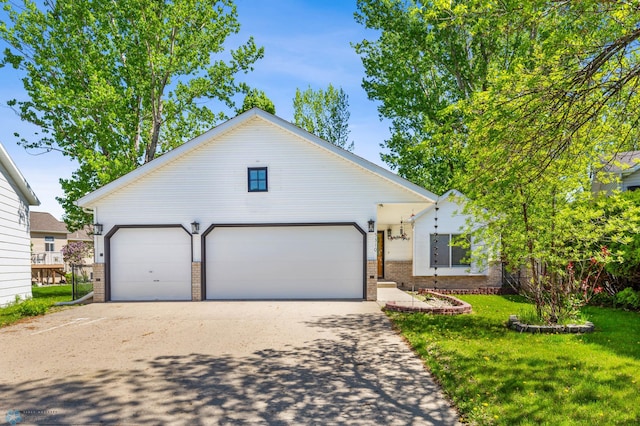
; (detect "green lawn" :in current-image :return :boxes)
[0,285,74,327]
[387,295,640,425]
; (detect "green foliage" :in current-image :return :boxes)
[236,88,275,115]
[354,0,530,193]
[439,2,640,323]
[293,84,353,151]
[615,287,640,310]
[0,0,263,230]
[1,285,74,327]
[16,298,49,317]
[389,295,640,425]
[603,190,640,285]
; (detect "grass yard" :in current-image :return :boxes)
[0,285,75,327]
[387,295,640,425]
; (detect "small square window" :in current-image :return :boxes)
[248,167,268,192]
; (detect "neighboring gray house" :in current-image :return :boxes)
[0,143,40,306]
[592,150,640,193]
[78,109,500,302]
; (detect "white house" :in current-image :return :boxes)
[410,190,500,289]
[0,143,40,306]
[78,109,500,302]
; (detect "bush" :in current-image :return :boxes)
[615,287,640,310]
[588,291,614,307]
[16,299,50,317]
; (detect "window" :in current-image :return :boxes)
[45,236,55,252]
[248,167,268,192]
[429,234,471,268]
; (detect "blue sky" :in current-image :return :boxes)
[0,0,390,219]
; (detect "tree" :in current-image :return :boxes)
[61,240,92,266]
[357,0,640,322]
[354,0,529,193]
[455,1,640,323]
[293,84,353,151]
[0,0,263,230]
[236,88,275,114]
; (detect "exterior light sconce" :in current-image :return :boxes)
[93,223,103,236]
[387,218,410,241]
[367,219,375,233]
[191,221,200,234]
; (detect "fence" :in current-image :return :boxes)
[70,265,93,300]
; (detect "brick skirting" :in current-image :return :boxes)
[92,263,105,302]
[191,262,202,301]
[384,260,504,291]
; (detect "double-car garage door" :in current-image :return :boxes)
[108,224,364,301]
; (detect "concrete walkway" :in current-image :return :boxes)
[377,287,434,309]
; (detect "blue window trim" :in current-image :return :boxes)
[248,167,268,192]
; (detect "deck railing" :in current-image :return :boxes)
[31,251,64,265]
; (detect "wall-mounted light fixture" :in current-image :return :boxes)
[191,221,200,234]
[367,219,375,233]
[93,223,103,236]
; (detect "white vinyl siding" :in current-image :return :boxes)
[89,118,431,261]
[0,161,32,306]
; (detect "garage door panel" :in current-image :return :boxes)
[206,225,363,299]
[110,227,191,301]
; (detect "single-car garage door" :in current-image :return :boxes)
[109,227,191,301]
[205,225,364,299]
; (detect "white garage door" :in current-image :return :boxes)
[110,227,191,301]
[205,225,364,299]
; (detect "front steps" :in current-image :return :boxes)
[377,281,397,289]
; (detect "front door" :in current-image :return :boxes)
[377,231,384,278]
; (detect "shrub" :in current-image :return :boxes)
[588,290,614,307]
[615,287,640,310]
[16,299,50,317]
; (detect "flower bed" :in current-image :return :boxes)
[384,290,472,314]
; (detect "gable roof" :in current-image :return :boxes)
[78,108,438,207]
[601,150,640,175]
[0,143,40,206]
[30,211,68,234]
[410,189,467,222]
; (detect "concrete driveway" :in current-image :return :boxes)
[0,301,459,425]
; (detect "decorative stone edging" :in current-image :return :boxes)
[384,291,472,315]
[508,315,595,334]
[414,287,516,295]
